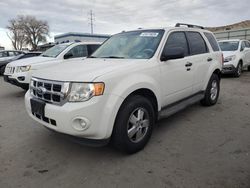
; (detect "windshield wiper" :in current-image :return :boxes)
[42,54,51,57]
[100,56,125,59]
[89,56,97,58]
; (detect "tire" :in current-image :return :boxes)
[0,66,5,76]
[234,62,242,77]
[201,74,220,106]
[112,95,155,154]
[248,65,250,71]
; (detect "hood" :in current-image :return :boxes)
[222,51,236,58]
[8,56,55,67]
[33,58,146,82]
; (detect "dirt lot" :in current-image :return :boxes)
[0,73,250,188]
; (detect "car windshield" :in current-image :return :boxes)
[219,41,239,51]
[91,30,164,59]
[41,44,71,58]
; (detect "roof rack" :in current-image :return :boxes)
[175,23,204,29]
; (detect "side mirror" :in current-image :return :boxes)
[160,47,185,61]
[64,53,73,59]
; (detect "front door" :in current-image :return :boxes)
[159,31,193,106]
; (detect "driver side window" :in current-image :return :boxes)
[163,32,189,57]
[67,45,88,58]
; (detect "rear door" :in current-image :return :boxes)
[185,31,212,93]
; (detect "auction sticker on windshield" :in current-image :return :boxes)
[140,32,159,37]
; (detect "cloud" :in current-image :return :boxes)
[0,0,249,38]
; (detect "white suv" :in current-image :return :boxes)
[25,24,223,153]
[219,39,250,77]
[4,42,101,90]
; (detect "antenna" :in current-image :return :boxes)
[88,10,95,34]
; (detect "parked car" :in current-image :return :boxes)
[0,52,41,75]
[0,50,24,63]
[25,23,222,153]
[4,42,101,90]
[218,39,250,77]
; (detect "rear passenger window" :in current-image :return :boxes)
[164,32,189,56]
[204,32,220,51]
[186,32,208,55]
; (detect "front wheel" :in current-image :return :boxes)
[112,95,155,154]
[234,63,242,77]
[201,74,220,106]
[0,66,5,75]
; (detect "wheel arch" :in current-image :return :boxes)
[124,88,159,121]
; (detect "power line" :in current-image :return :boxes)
[88,10,95,34]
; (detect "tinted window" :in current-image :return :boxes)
[204,32,220,51]
[241,41,246,51]
[246,41,250,48]
[68,45,88,58]
[163,32,189,56]
[186,32,208,55]
[87,44,100,55]
[0,51,8,57]
[8,51,15,56]
[14,51,22,55]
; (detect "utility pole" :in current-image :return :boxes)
[88,10,95,34]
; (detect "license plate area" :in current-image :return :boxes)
[30,98,46,117]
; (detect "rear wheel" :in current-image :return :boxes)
[234,62,242,77]
[247,65,250,71]
[112,95,155,154]
[201,73,220,106]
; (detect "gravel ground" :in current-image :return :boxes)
[0,73,250,188]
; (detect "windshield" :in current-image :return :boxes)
[41,44,71,58]
[91,30,164,59]
[219,41,239,51]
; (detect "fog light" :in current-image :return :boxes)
[72,117,90,131]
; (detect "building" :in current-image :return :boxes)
[0,46,5,51]
[207,20,250,41]
[213,28,250,41]
[54,32,110,44]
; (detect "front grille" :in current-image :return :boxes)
[30,77,70,105]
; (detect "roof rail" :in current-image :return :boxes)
[175,23,204,29]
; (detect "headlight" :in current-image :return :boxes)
[16,65,31,72]
[68,82,105,102]
[224,55,236,62]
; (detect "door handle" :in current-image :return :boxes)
[185,62,192,67]
[207,57,213,62]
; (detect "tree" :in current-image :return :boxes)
[19,15,49,50]
[6,19,25,50]
[6,15,50,50]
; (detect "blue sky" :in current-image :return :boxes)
[0,0,249,50]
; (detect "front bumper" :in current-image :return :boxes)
[25,91,124,141]
[221,64,236,74]
[4,75,29,89]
